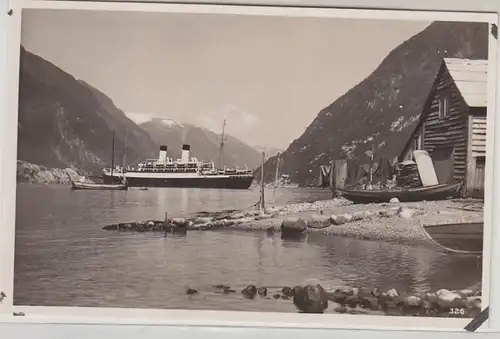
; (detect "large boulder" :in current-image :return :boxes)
[193,217,213,224]
[306,215,331,229]
[292,284,329,313]
[330,215,347,225]
[281,217,307,234]
[436,289,463,309]
[241,285,258,299]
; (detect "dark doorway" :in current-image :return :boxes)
[473,156,485,198]
[431,147,454,184]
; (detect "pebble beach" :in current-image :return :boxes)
[102,197,484,247]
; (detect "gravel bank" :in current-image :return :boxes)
[226,198,484,245]
[102,197,483,247]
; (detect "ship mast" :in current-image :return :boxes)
[219,119,226,170]
[122,127,128,178]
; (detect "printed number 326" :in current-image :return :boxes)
[449,308,466,315]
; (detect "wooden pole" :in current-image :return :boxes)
[367,142,374,189]
[122,128,128,170]
[329,159,334,190]
[260,151,265,211]
[273,153,280,207]
[122,128,128,182]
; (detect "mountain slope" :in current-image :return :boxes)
[17,46,158,174]
[258,21,489,186]
[253,145,284,158]
[138,118,263,169]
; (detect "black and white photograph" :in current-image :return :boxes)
[5,1,497,327]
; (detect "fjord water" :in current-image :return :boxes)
[14,184,482,312]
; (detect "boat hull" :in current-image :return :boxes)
[71,181,128,191]
[102,174,254,189]
[338,183,462,204]
[421,222,483,254]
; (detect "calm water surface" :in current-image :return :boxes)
[14,184,482,312]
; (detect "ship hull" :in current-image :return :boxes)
[103,173,254,189]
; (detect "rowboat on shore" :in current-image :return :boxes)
[419,221,483,254]
[337,182,462,204]
[71,181,128,191]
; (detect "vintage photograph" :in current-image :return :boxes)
[12,5,495,320]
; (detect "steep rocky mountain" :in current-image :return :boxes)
[257,21,489,186]
[17,46,158,175]
[138,118,263,169]
[16,160,83,185]
[252,145,284,158]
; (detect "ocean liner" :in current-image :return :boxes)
[101,121,255,189]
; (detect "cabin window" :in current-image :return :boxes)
[438,95,450,119]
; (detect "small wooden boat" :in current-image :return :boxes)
[71,181,128,191]
[71,130,127,191]
[419,221,483,254]
[338,182,462,204]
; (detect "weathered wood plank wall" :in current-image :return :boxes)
[471,115,487,157]
[420,68,469,184]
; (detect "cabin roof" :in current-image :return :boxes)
[443,58,488,108]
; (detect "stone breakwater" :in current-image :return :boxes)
[184,283,482,317]
[102,198,483,245]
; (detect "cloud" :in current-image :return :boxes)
[195,104,259,136]
[223,104,260,132]
[195,114,221,133]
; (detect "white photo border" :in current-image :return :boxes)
[0,0,498,333]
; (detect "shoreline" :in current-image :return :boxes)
[179,283,482,317]
[102,197,484,247]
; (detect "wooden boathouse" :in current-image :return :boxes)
[400,58,488,198]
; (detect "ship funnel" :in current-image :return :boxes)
[159,145,168,164]
[181,144,190,163]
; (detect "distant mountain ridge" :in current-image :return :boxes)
[17,46,158,175]
[137,117,263,169]
[256,21,489,186]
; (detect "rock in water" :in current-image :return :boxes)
[436,289,462,309]
[390,197,400,203]
[292,284,329,313]
[465,297,481,310]
[306,215,331,229]
[282,287,294,297]
[386,289,399,298]
[281,217,307,234]
[404,295,422,307]
[257,287,268,297]
[241,285,258,299]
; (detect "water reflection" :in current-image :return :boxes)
[280,232,308,244]
[305,232,482,293]
[14,185,482,311]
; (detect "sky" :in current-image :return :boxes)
[21,9,430,149]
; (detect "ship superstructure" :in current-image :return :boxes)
[103,144,254,189]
